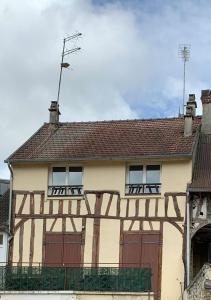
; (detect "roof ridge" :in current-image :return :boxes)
[50,115,202,125]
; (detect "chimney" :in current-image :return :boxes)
[187,94,197,117]
[184,94,196,137]
[201,90,211,134]
[48,101,60,124]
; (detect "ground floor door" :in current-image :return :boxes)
[121,231,162,299]
[44,233,82,267]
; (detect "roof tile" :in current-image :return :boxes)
[7,117,201,162]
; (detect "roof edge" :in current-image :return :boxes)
[5,123,49,163]
[188,187,211,192]
[7,153,193,164]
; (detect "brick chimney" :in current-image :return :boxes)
[49,101,60,124]
[201,90,211,134]
[184,94,196,137]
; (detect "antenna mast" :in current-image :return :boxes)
[57,32,82,104]
[179,44,190,115]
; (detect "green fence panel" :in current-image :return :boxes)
[0,266,152,292]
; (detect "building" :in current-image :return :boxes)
[2,91,211,300]
[0,179,10,265]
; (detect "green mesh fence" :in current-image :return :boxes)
[0,266,151,292]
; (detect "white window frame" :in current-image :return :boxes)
[49,165,84,186]
[126,164,161,184]
[126,163,161,195]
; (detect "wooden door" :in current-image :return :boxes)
[44,233,82,267]
[121,232,161,298]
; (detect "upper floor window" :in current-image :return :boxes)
[126,164,161,195]
[49,166,83,197]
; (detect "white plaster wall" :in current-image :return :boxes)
[0,292,151,300]
[0,292,75,300]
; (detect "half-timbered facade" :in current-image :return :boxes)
[2,93,207,300]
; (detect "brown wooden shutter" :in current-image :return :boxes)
[44,233,82,267]
[44,234,63,266]
[141,233,161,295]
[121,232,161,298]
[63,234,82,267]
[122,233,141,267]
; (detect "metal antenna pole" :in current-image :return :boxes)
[179,44,190,115]
[57,39,66,104]
[183,55,186,115]
[56,33,82,105]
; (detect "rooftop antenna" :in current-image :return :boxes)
[57,32,82,104]
[179,44,190,115]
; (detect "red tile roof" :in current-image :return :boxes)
[6,117,201,163]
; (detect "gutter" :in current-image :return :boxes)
[5,153,193,165]
[186,189,190,287]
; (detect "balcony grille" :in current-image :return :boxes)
[125,183,161,195]
[48,185,83,197]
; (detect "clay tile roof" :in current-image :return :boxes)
[190,133,211,191]
[6,117,201,163]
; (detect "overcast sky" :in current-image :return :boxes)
[1,0,211,179]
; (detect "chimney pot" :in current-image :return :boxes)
[49,101,60,124]
[201,90,211,104]
[184,95,196,137]
[201,90,211,134]
[186,94,197,117]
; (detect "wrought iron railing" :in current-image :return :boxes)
[0,266,152,292]
[125,183,161,195]
[48,185,83,197]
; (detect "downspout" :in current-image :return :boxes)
[186,190,190,287]
[7,162,13,262]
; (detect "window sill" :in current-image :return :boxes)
[123,193,162,199]
[46,195,84,200]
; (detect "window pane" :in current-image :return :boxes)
[146,165,160,183]
[69,167,82,185]
[52,167,66,185]
[129,166,143,184]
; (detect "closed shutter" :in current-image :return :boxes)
[121,232,161,298]
[44,233,82,267]
[44,234,63,266]
[63,234,82,266]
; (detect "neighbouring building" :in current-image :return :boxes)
[2,91,211,300]
[0,179,10,265]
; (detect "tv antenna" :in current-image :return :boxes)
[179,44,190,115]
[57,32,82,104]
